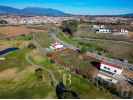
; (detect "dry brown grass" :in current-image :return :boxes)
[128,32,133,39]
[0,26,31,35]
[122,69,133,79]
[0,26,45,37]
[0,68,17,80]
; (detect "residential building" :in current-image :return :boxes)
[100,61,123,75]
[96,28,111,33]
[96,61,123,84]
[112,29,128,35]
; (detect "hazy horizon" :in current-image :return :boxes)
[0,0,133,15]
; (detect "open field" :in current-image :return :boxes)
[0,25,46,38]
[76,23,133,41]
[0,39,30,50]
[0,44,112,98]
[0,48,30,71]
[0,35,111,98]
[57,32,133,63]
[0,26,31,36]
[0,65,55,99]
[0,43,56,98]
[129,32,133,39]
[0,24,132,98]
[78,39,133,63]
[31,49,114,99]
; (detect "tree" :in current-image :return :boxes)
[35,68,43,81]
[61,20,79,36]
[28,43,36,49]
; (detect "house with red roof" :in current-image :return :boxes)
[100,61,123,75]
[97,61,123,84]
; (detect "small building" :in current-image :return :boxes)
[50,42,64,50]
[112,29,128,35]
[100,61,123,75]
[93,25,105,29]
[96,61,123,84]
[96,28,111,33]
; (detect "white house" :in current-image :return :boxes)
[93,25,105,29]
[96,28,111,33]
[100,62,123,76]
[113,29,128,35]
[96,61,123,84]
[50,42,64,50]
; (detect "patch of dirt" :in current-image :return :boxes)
[0,68,17,80]
[0,65,35,81]
[0,26,45,37]
[13,66,36,81]
[122,69,133,79]
[128,32,133,39]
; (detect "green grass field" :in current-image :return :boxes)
[0,47,56,98]
[0,29,125,98]
[0,48,30,71]
[0,66,56,99]
[31,50,114,99]
[0,35,56,98]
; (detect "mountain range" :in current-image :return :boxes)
[0,5,70,16]
[0,5,133,17]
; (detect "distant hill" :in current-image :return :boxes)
[0,5,70,16]
[0,5,132,17]
[0,5,20,14]
[121,13,133,17]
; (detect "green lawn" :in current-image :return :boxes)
[0,45,114,98]
[15,34,33,41]
[0,48,56,99]
[31,52,114,99]
[0,48,30,71]
[33,32,53,48]
[0,69,56,99]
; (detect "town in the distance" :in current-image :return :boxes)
[0,5,133,99]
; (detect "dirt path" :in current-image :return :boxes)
[25,53,58,87]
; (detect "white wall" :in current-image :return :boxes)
[97,73,118,84]
[100,63,122,75]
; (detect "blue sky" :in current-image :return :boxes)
[0,0,133,15]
